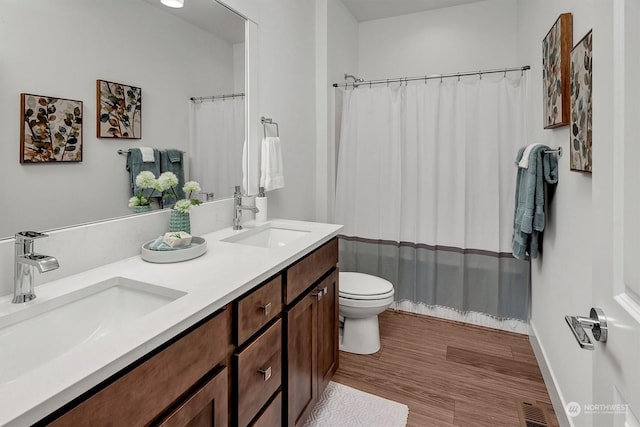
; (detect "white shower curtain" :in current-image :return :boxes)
[335,75,530,331]
[190,97,245,199]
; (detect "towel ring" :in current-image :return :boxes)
[261,116,279,138]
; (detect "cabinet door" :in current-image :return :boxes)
[154,366,228,427]
[317,269,338,393]
[286,291,318,427]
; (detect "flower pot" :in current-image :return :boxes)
[169,210,190,234]
[133,205,152,214]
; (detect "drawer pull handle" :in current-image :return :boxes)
[260,302,272,316]
[258,366,272,381]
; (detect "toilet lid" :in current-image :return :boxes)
[339,272,394,299]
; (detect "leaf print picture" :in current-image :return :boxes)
[542,13,572,129]
[19,94,83,163]
[96,80,142,139]
[569,30,592,173]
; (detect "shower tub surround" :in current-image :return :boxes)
[0,213,341,426]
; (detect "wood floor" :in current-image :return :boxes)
[333,310,559,427]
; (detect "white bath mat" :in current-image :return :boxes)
[304,382,409,427]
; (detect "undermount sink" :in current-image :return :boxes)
[223,224,311,248]
[0,277,186,384]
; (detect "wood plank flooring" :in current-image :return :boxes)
[333,310,559,427]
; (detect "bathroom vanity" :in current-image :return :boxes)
[0,220,342,427]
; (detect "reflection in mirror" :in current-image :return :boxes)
[0,0,247,240]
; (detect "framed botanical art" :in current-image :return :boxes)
[542,13,573,129]
[20,94,83,163]
[569,30,593,173]
[96,79,142,139]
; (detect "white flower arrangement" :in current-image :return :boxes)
[129,171,202,212]
[155,172,202,213]
[129,171,157,207]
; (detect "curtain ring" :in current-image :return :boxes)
[479,71,482,80]
[521,68,524,77]
[369,81,372,88]
[424,75,427,85]
[457,73,460,82]
[504,70,507,78]
[440,75,443,83]
[387,79,389,87]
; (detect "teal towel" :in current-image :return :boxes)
[126,148,161,197]
[148,236,179,251]
[512,145,558,259]
[160,149,185,200]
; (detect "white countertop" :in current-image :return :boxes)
[0,219,342,426]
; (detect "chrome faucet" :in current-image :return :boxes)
[233,186,259,230]
[13,231,59,303]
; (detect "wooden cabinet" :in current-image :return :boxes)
[317,269,339,394]
[154,367,228,427]
[41,237,338,427]
[236,320,282,427]
[48,306,232,427]
[286,288,318,427]
[285,239,339,427]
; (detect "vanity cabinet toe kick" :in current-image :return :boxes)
[39,237,339,427]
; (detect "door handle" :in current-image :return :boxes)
[565,307,608,350]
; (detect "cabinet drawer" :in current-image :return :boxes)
[51,306,232,427]
[154,366,228,427]
[286,238,337,304]
[236,319,282,427]
[250,392,282,427]
[237,275,282,345]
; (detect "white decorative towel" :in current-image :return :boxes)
[139,147,156,163]
[518,143,544,169]
[260,137,285,191]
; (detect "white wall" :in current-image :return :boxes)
[517,1,594,426]
[0,0,235,239]
[357,0,518,79]
[255,0,318,221]
[318,0,359,222]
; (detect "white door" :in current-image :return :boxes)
[590,0,640,426]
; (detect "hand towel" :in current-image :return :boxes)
[126,148,161,197]
[160,149,185,200]
[139,147,156,163]
[518,143,544,168]
[260,136,285,191]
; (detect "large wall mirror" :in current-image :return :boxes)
[0,0,257,240]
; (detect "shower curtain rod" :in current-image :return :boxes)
[190,92,245,102]
[332,65,530,88]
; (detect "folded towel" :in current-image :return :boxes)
[260,137,285,191]
[139,147,156,163]
[160,149,185,200]
[148,236,180,251]
[518,143,544,168]
[126,148,161,197]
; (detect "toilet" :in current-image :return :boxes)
[339,272,395,355]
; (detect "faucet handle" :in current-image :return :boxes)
[16,231,48,241]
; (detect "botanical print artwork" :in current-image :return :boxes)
[20,94,83,163]
[542,13,572,129]
[570,30,593,173]
[97,80,142,138]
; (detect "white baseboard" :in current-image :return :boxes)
[529,321,573,427]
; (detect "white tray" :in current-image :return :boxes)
[140,236,207,263]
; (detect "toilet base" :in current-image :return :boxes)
[340,315,381,355]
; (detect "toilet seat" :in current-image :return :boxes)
[339,272,394,301]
